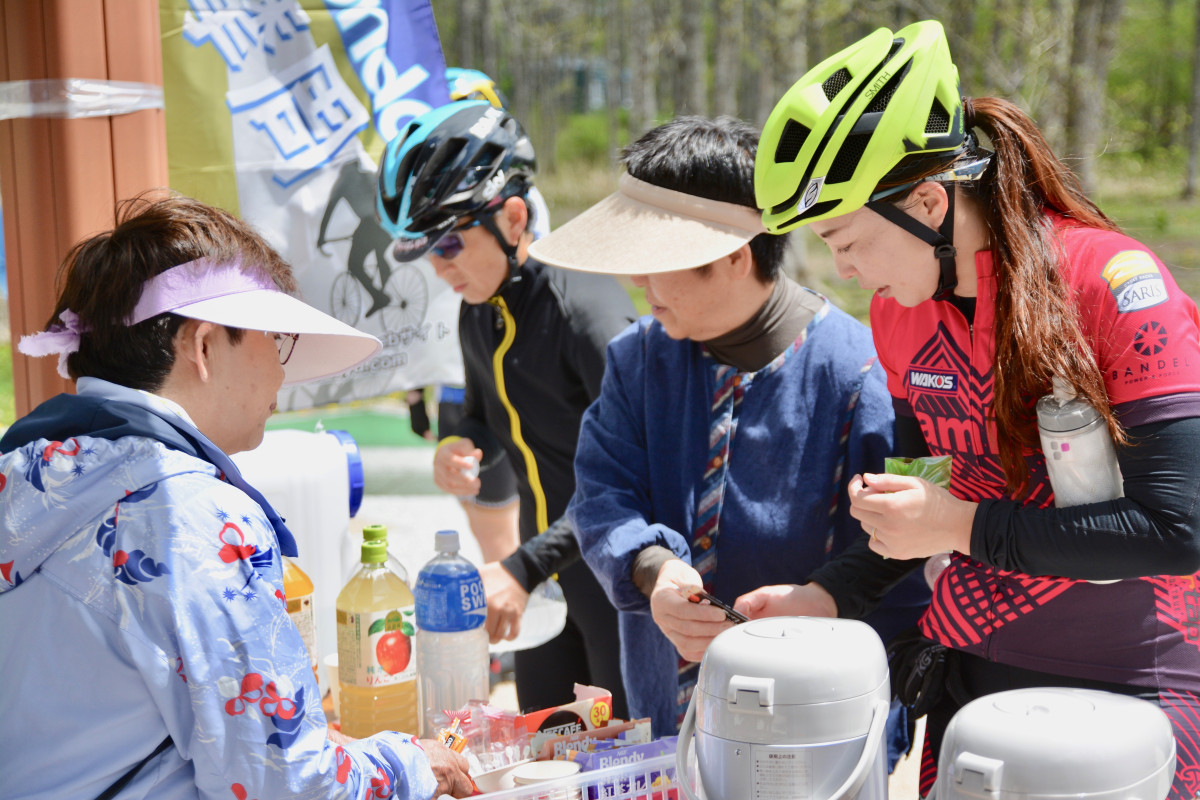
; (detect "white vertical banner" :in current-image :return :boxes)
[164,0,462,411]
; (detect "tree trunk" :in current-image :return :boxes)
[1066,0,1124,194]
[681,0,707,116]
[943,0,978,94]
[628,0,657,138]
[606,0,624,165]
[456,0,475,68]
[1037,0,1073,155]
[1184,0,1200,198]
[712,0,741,116]
[480,0,497,81]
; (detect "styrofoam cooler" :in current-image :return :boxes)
[931,688,1175,800]
[231,427,364,695]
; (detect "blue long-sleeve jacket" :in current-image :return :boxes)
[0,379,436,800]
[568,295,931,734]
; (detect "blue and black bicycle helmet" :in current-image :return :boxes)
[376,100,536,263]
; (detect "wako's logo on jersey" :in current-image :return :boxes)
[1102,250,1168,312]
[908,368,957,394]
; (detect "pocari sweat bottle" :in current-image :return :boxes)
[414,530,490,738]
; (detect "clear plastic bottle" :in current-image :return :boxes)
[487,576,568,655]
[414,530,490,738]
[282,557,319,684]
[336,524,420,738]
[1036,377,1124,508]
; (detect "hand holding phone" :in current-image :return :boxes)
[683,585,750,624]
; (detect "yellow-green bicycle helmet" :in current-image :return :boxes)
[757,20,964,231]
[757,21,982,300]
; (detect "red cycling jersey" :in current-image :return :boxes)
[870,214,1200,689]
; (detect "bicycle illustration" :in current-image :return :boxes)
[318,158,430,333]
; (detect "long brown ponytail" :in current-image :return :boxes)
[965,96,1126,496]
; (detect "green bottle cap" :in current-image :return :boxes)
[361,524,388,564]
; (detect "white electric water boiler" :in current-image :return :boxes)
[677,617,891,800]
[930,688,1175,800]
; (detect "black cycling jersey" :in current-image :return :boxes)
[450,256,636,589]
[448,255,636,715]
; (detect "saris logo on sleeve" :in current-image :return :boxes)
[907,368,957,394]
[1102,250,1168,312]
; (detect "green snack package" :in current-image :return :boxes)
[884,455,953,488]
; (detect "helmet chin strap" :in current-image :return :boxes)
[865,187,958,301]
[479,212,524,295]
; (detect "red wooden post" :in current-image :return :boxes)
[0,0,168,417]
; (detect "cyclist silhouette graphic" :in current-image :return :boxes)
[317,157,393,319]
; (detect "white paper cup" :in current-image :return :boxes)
[323,653,340,715]
[511,760,583,799]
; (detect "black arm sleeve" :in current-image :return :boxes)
[499,515,581,593]
[806,536,925,620]
[972,416,1200,579]
[892,409,930,459]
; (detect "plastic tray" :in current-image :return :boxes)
[473,752,682,799]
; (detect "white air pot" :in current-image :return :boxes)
[677,616,891,800]
[931,688,1175,800]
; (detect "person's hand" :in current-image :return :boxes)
[735,582,838,621]
[417,738,474,798]
[848,472,976,560]
[481,561,529,643]
[432,438,482,497]
[326,727,355,745]
[649,559,733,663]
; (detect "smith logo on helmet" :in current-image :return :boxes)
[798,177,825,215]
[481,170,506,202]
[468,107,503,139]
[863,70,893,103]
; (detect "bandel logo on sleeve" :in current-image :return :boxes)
[908,368,958,393]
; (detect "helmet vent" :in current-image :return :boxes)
[827,133,869,184]
[794,199,841,224]
[822,68,853,100]
[863,70,904,114]
[775,119,811,163]
[926,99,951,134]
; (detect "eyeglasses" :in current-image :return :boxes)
[430,218,485,259]
[272,332,300,365]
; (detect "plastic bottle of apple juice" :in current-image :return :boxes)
[336,524,419,738]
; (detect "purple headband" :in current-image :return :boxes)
[128,258,278,324]
[18,258,277,379]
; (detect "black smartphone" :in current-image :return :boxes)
[686,587,750,624]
